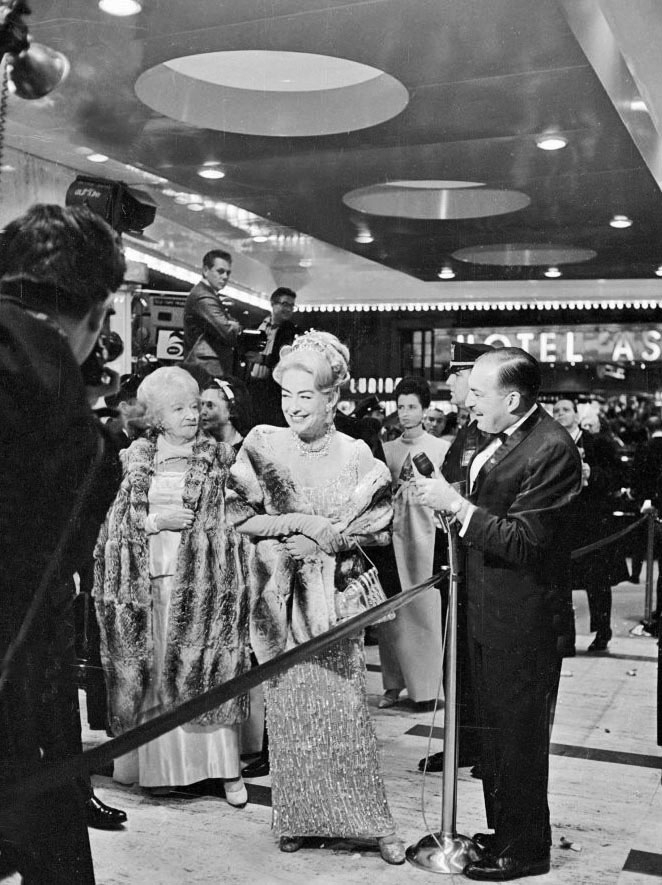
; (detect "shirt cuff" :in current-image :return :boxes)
[458,503,476,537]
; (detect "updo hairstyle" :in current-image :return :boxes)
[202,375,254,437]
[394,375,431,409]
[137,366,200,432]
[273,330,350,399]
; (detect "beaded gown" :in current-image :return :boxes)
[227,426,396,839]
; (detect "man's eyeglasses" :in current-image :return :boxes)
[274,300,296,309]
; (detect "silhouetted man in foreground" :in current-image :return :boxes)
[0,204,126,883]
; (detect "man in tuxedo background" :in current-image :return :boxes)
[183,249,242,377]
[416,348,582,882]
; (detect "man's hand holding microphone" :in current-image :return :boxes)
[412,452,471,523]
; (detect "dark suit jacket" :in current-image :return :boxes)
[263,320,298,371]
[442,420,488,488]
[0,295,122,762]
[183,280,239,376]
[461,406,582,650]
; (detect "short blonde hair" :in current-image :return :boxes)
[137,367,199,429]
[273,330,350,394]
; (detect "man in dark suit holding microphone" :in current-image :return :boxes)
[416,347,582,882]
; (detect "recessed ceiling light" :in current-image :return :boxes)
[630,99,648,112]
[187,203,205,212]
[536,134,568,151]
[355,230,374,244]
[88,153,109,163]
[252,234,269,243]
[437,266,455,280]
[609,214,633,229]
[197,166,225,180]
[544,266,562,278]
[98,0,142,16]
[299,258,313,268]
[655,265,662,277]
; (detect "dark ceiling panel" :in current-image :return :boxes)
[12,0,662,286]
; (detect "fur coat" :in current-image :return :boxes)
[93,433,250,735]
[226,426,393,663]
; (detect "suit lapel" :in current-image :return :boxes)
[472,406,543,496]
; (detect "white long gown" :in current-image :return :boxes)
[378,431,450,703]
[113,439,239,787]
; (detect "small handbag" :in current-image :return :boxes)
[335,543,395,624]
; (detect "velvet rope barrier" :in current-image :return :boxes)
[0,569,448,810]
[570,513,649,560]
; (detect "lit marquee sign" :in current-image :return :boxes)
[436,324,662,363]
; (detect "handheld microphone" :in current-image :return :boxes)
[412,451,434,477]
[412,452,451,532]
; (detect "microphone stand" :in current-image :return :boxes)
[406,511,480,873]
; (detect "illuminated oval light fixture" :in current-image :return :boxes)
[135,50,408,137]
[437,266,455,280]
[536,134,568,151]
[252,234,269,243]
[87,153,109,163]
[610,214,632,228]
[355,224,374,244]
[655,265,662,277]
[198,162,225,180]
[187,203,205,212]
[544,266,562,278]
[99,0,142,15]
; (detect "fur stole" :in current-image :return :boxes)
[226,426,393,662]
[94,433,250,734]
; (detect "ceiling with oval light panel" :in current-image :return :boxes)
[135,50,409,137]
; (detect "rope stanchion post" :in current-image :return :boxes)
[644,505,657,625]
[406,517,480,874]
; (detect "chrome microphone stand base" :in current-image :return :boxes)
[406,832,481,874]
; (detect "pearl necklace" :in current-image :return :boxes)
[292,425,335,458]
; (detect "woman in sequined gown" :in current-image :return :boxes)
[227,331,406,865]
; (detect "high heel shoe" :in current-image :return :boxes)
[225,779,248,808]
[378,834,406,865]
[279,836,304,853]
[378,690,400,709]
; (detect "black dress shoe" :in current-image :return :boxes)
[85,795,127,830]
[472,832,496,854]
[587,636,610,653]
[463,853,550,881]
[242,754,270,778]
[418,751,478,772]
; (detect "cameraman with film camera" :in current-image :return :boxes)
[0,203,126,883]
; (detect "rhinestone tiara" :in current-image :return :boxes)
[289,331,329,356]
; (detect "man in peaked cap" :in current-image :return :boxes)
[442,342,496,483]
[419,340,494,776]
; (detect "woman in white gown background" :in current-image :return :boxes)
[378,376,449,707]
[94,367,250,806]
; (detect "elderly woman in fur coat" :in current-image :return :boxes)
[94,366,250,806]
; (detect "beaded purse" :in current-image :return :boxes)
[335,543,395,625]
